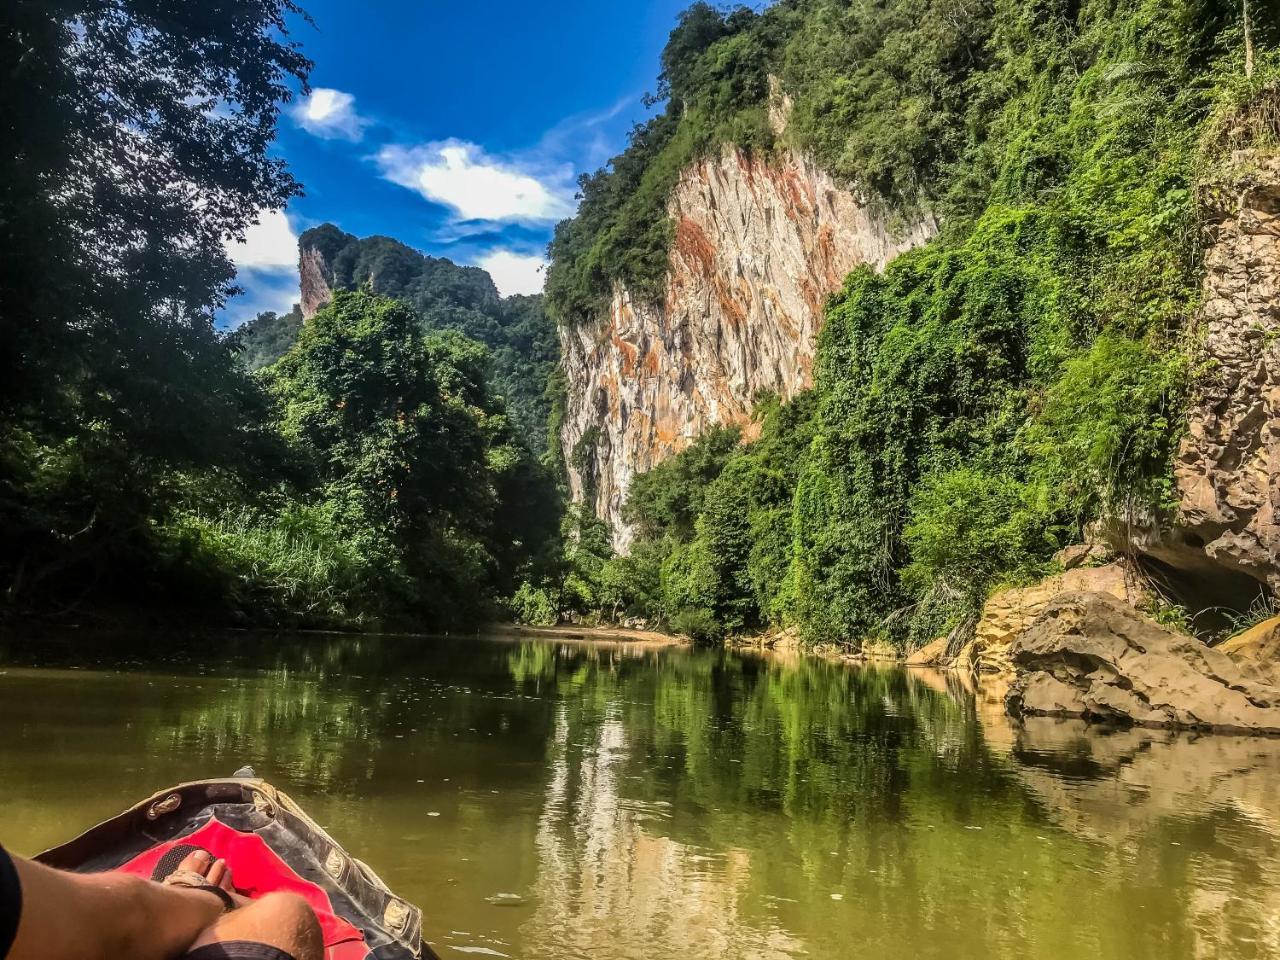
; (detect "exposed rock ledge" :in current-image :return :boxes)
[1006,591,1280,734]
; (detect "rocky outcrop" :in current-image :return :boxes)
[966,560,1141,676]
[560,146,934,547]
[1173,156,1280,587]
[1218,614,1280,684]
[1006,591,1280,734]
[904,636,949,666]
[299,243,335,319]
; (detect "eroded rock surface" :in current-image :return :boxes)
[1219,614,1280,684]
[1175,156,1280,587]
[1006,591,1280,733]
[560,146,934,547]
[904,636,949,666]
[970,562,1141,676]
[299,243,335,319]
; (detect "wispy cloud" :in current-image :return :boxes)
[375,140,574,223]
[477,250,547,297]
[292,88,370,141]
[535,93,638,170]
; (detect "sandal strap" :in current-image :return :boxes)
[162,871,237,912]
[163,868,212,888]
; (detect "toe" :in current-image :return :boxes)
[176,848,214,877]
[215,860,237,893]
[205,857,227,888]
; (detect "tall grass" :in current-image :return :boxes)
[157,504,374,626]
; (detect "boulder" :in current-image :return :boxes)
[905,636,949,666]
[861,638,900,661]
[1218,615,1280,684]
[953,638,981,673]
[1006,591,1280,734]
[972,562,1142,676]
[1053,543,1112,571]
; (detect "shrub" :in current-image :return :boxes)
[903,468,1061,602]
[510,582,559,627]
[670,605,725,643]
[1026,334,1189,522]
[156,503,374,626]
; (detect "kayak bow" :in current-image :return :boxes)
[36,775,436,960]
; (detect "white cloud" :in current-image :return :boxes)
[218,209,300,329]
[224,209,298,271]
[477,250,548,297]
[376,140,573,223]
[292,88,369,141]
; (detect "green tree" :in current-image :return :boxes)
[292,226,561,455]
[624,426,743,540]
[0,0,310,607]
[234,306,306,372]
[268,290,555,623]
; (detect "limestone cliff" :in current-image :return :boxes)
[299,243,334,319]
[1174,156,1280,588]
[1092,155,1280,602]
[560,146,934,547]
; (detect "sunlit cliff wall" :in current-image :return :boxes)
[559,146,934,548]
[1174,156,1280,589]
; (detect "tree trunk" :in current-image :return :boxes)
[1245,0,1255,78]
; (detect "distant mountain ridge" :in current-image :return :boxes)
[298,223,500,320]
[237,224,559,456]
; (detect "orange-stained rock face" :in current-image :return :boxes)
[559,146,935,548]
[299,244,334,320]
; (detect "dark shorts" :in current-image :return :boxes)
[0,845,20,960]
[186,943,297,960]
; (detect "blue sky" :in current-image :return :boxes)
[220,0,699,326]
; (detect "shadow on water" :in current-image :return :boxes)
[1,628,1278,959]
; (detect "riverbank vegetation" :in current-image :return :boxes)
[0,0,559,628]
[536,0,1280,646]
[6,0,1277,643]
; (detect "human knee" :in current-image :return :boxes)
[256,891,315,918]
[255,892,323,948]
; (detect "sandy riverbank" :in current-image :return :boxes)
[489,623,684,646]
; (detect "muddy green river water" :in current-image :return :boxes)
[1,629,1279,959]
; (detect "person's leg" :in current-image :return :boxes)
[182,892,324,960]
[3,846,228,960]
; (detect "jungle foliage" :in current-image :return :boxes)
[281,226,561,455]
[236,306,306,372]
[535,0,1279,646]
[0,1,559,626]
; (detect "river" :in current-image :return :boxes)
[1,629,1278,959]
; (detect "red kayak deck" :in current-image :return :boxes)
[36,778,430,960]
[119,818,369,960]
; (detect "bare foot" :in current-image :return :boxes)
[165,849,250,908]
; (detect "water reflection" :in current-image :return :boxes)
[1002,717,1280,958]
[0,630,1278,959]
